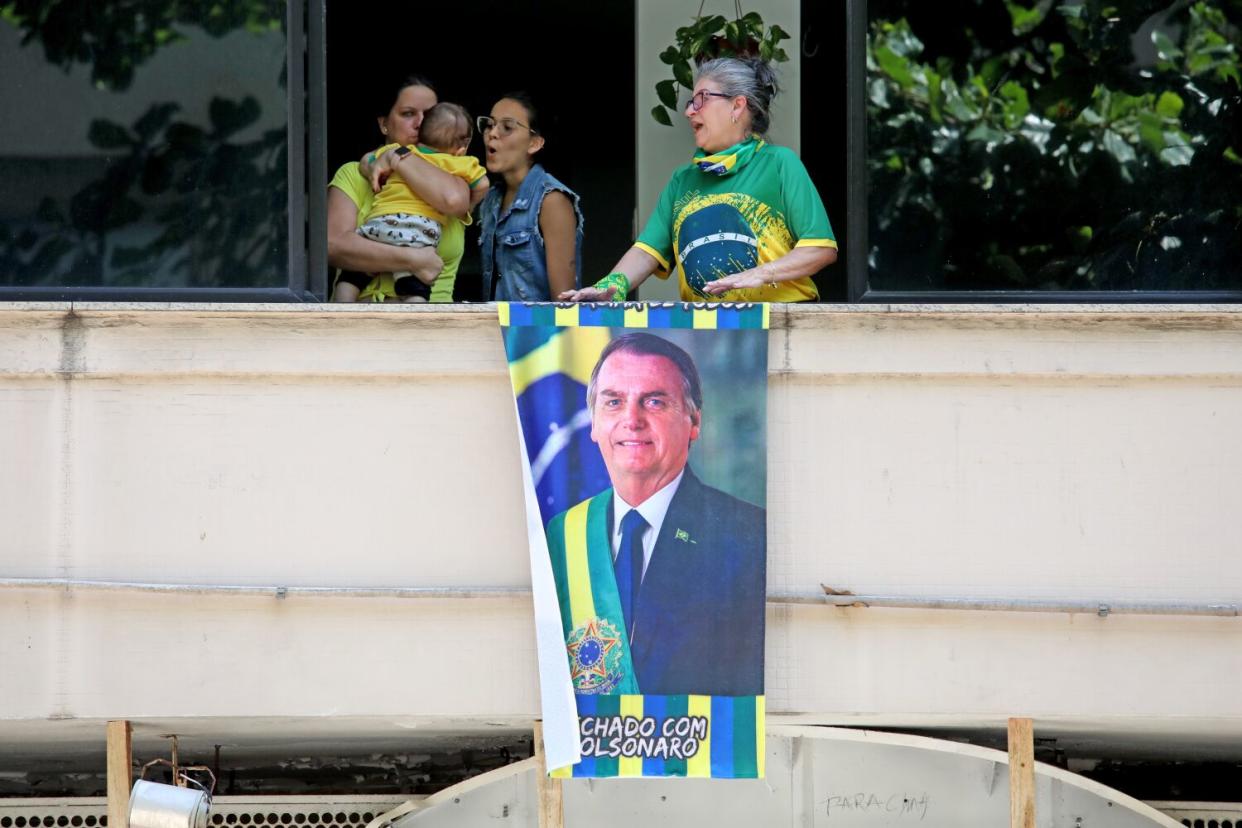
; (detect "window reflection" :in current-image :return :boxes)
[866,1,1242,292]
[0,1,288,290]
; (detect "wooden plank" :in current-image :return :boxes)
[106,721,133,828]
[532,722,563,828]
[1008,717,1035,828]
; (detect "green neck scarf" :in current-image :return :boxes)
[693,136,765,176]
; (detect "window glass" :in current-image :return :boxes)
[0,2,288,290]
[866,0,1242,292]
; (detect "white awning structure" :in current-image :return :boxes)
[387,727,1181,827]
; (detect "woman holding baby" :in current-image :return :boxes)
[328,78,582,303]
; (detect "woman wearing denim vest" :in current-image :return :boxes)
[477,92,583,301]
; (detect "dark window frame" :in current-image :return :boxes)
[843,0,1242,304]
[0,0,326,303]
[4,0,1237,304]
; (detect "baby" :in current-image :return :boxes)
[358,102,489,301]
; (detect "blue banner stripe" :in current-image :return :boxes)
[710,695,735,777]
[574,694,598,777]
[578,304,626,328]
[646,306,672,329]
[641,695,668,777]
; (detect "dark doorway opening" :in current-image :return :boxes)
[800,0,849,301]
[326,0,636,301]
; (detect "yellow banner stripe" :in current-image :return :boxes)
[762,303,770,329]
[507,328,609,397]
[497,302,511,327]
[563,499,595,628]
[692,308,717,330]
[618,695,644,777]
[794,238,839,249]
[687,695,712,777]
[550,764,571,779]
[756,695,766,778]
[623,305,648,328]
[554,305,580,328]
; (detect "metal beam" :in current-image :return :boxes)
[2,578,1236,617]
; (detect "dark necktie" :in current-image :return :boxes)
[614,508,648,639]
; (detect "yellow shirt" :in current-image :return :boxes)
[367,144,487,226]
[328,160,467,302]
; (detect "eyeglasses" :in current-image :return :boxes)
[687,90,733,112]
[476,116,538,137]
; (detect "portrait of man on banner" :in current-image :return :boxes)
[501,302,769,779]
[545,332,766,698]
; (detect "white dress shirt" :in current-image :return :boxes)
[610,469,685,583]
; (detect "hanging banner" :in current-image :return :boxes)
[500,302,769,779]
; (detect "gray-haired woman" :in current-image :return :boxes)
[562,56,837,303]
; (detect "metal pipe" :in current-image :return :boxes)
[808,592,1239,617]
[1,578,1235,617]
[0,578,528,600]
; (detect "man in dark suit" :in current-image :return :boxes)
[545,332,765,697]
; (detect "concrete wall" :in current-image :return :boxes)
[636,0,801,300]
[1,303,1239,763]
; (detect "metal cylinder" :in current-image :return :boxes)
[129,780,210,828]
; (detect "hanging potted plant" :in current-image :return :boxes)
[652,1,792,125]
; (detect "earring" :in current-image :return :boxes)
[731,114,738,124]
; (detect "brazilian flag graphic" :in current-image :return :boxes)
[503,309,612,527]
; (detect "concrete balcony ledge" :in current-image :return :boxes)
[2,301,1241,380]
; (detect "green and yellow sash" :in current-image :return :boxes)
[545,490,640,696]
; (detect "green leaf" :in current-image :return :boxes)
[999,81,1030,128]
[759,39,773,61]
[1160,131,1193,165]
[1155,91,1184,119]
[942,79,981,120]
[980,57,1003,90]
[1048,42,1065,76]
[1101,129,1136,164]
[1151,30,1182,62]
[1006,2,1048,35]
[1137,112,1165,153]
[673,59,694,89]
[771,47,789,62]
[966,124,1007,145]
[1224,146,1242,166]
[659,45,681,65]
[88,119,131,149]
[656,79,679,110]
[651,105,673,127]
[873,44,914,88]
[769,24,791,42]
[928,70,944,122]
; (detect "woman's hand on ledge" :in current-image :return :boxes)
[557,285,619,303]
[701,268,772,295]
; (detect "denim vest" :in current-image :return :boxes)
[478,164,583,301]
